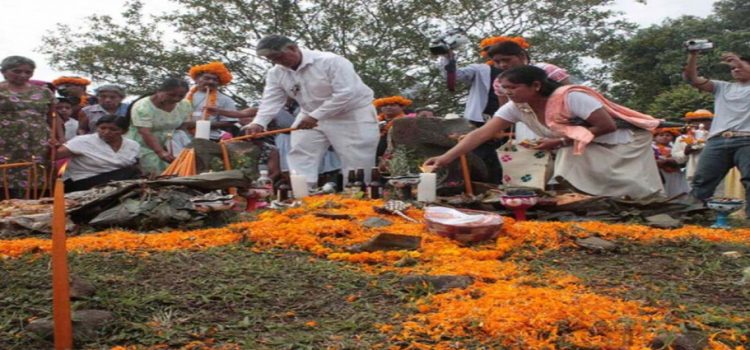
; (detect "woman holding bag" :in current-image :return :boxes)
[424,66,664,199]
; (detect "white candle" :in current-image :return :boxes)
[290,172,309,198]
[417,173,437,202]
[195,120,211,140]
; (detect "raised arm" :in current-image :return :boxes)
[685,52,715,93]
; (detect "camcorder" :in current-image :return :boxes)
[684,39,713,52]
[429,28,470,55]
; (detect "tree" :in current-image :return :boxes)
[41,0,636,112]
[599,0,750,111]
[645,85,714,121]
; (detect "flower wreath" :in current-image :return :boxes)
[51,76,91,87]
[684,109,714,120]
[373,96,412,109]
[653,127,681,136]
[188,61,233,86]
[479,36,530,58]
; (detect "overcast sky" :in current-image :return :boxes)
[0,0,717,83]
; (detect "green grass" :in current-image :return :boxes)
[0,246,408,349]
[525,239,750,346]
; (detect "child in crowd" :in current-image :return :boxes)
[652,128,689,197]
[55,97,78,142]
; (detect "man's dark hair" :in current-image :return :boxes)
[486,41,529,60]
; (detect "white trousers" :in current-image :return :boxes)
[288,104,379,184]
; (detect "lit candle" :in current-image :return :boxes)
[417,172,437,202]
[290,172,309,198]
[195,120,211,140]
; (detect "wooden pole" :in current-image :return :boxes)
[219,142,237,195]
[224,128,297,143]
[201,87,211,121]
[48,111,59,197]
[459,154,473,196]
[51,176,73,350]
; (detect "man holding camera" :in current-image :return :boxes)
[685,45,750,217]
[435,36,506,184]
[244,35,379,188]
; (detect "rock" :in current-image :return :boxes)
[575,237,617,252]
[650,332,707,350]
[25,318,54,339]
[645,214,682,229]
[72,309,114,338]
[394,256,419,267]
[70,276,96,300]
[25,309,114,341]
[361,217,393,228]
[346,233,421,253]
[314,212,354,220]
[401,275,473,293]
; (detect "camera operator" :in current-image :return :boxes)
[435,36,511,184]
[685,46,750,217]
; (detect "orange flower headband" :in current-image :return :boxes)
[188,61,233,86]
[653,127,682,136]
[373,96,412,109]
[51,76,91,87]
[684,109,714,120]
[479,36,530,57]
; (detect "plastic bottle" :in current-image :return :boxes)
[256,170,274,199]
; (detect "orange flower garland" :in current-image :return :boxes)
[479,36,530,57]
[188,61,233,86]
[3,195,749,348]
[186,86,218,109]
[373,96,412,109]
[653,127,681,136]
[685,109,714,120]
[51,76,91,87]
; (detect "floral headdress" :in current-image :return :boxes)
[373,96,412,109]
[51,76,91,87]
[653,127,681,136]
[684,109,714,120]
[188,61,233,86]
[479,36,530,58]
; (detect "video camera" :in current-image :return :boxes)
[684,39,713,52]
[429,28,469,55]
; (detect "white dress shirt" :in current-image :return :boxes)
[253,49,374,128]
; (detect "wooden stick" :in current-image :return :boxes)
[219,143,237,195]
[51,178,73,350]
[0,162,34,170]
[201,87,211,121]
[31,157,39,199]
[25,162,32,200]
[223,128,297,143]
[3,168,9,200]
[49,110,59,195]
[459,154,473,196]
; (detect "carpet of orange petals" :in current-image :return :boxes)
[2,195,749,349]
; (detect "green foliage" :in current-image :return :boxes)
[40,0,636,111]
[600,0,750,111]
[645,85,714,121]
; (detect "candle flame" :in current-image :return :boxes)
[420,165,435,173]
[57,162,68,177]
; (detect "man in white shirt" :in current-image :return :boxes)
[244,35,379,187]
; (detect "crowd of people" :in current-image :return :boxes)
[1,34,749,217]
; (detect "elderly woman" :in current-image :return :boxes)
[127,77,192,176]
[424,66,664,199]
[57,115,140,192]
[0,56,56,198]
[77,84,129,134]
